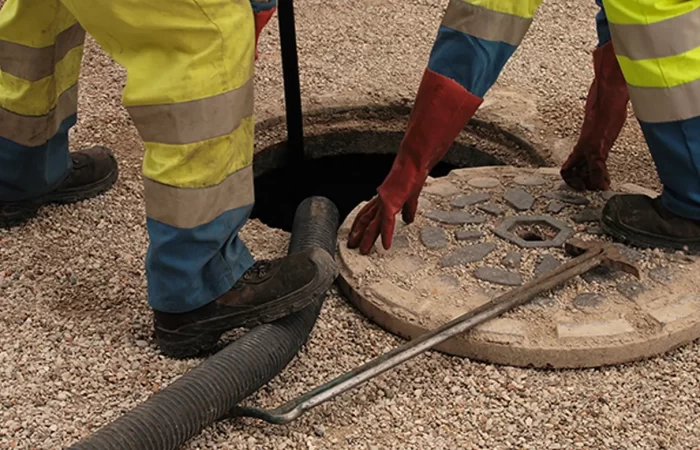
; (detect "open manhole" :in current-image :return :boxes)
[250,104,545,231]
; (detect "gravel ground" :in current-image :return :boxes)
[0,0,689,449]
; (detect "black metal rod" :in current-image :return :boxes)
[277,0,304,161]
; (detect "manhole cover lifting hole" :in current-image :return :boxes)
[494,216,574,248]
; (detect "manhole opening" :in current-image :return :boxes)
[250,105,538,232]
[512,223,558,242]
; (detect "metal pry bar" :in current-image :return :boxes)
[230,238,639,425]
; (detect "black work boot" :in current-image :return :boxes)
[0,146,119,228]
[601,194,700,253]
[153,247,337,358]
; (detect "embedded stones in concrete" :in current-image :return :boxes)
[504,187,535,211]
[426,210,487,225]
[614,243,643,262]
[646,295,699,326]
[513,175,547,186]
[467,177,500,188]
[451,192,490,208]
[535,255,560,276]
[494,216,574,248]
[440,243,496,267]
[529,296,556,308]
[649,266,673,284]
[546,201,566,214]
[420,227,448,250]
[582,266,618,284]
[423,179,460,197]
[503,252,522,269]
[545,191,591,206]
[573,208,602,224]
[574,293,605,310]
[557,319,635,338]
[616,281,646,300]
[474,267,523,286]
[455,230,482,241]
[478,203,505,216]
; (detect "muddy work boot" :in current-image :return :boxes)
[0,146,119,228]
[602,194,700,253]
[153,247,337,358]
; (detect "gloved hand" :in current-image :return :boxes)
[252,1,277,60]
[347,69,483,254]
[560,40,629,191]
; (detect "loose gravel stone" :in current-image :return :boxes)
[573,207,602,223]
[504,187,535,211]
[451,192,490,208]
[478,203,505,216]
[474,267,523,286]
[545,191,591,205]
[574,293,605,309]
[513,175,547,186]
[617,281,647,300]
[535,254,561,276]
[455,230,482,241]
[467,176,500,188]
[546,200,566,214]
[502,252,522,268]
[426,210,487,225]
[440,243,496,267]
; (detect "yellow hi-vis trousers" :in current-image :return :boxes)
[603,0,700,219]
[0,0,258,312]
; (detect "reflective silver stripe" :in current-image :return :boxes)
[144,165,254,229]
[609,7,700,61]
[441,0,533,46]
[127,78,254,146]
[0,84,78,147]
[628,77,700,123]
[0,23,85,81]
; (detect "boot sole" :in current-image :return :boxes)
[155,247,338,359]
[0,154,119,229]
[601,218,700,255]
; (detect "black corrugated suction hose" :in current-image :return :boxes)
[69,196,340,450]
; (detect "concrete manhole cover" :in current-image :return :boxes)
[337,165,700,369]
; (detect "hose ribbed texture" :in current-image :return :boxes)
[69,197,340,450]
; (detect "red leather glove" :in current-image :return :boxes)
[561,40,630,191]
[254,7,276,60]
[347,69,483,254]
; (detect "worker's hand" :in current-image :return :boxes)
[347,176,423,255]
[347,68,483,254]
[253,2,276,60]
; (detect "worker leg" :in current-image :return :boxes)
[560,0,630,191]
[0,0,118,227]
[58,0,335,357]
[601,0,700,251]
[57,0,258,314]
[0,0,80,202]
